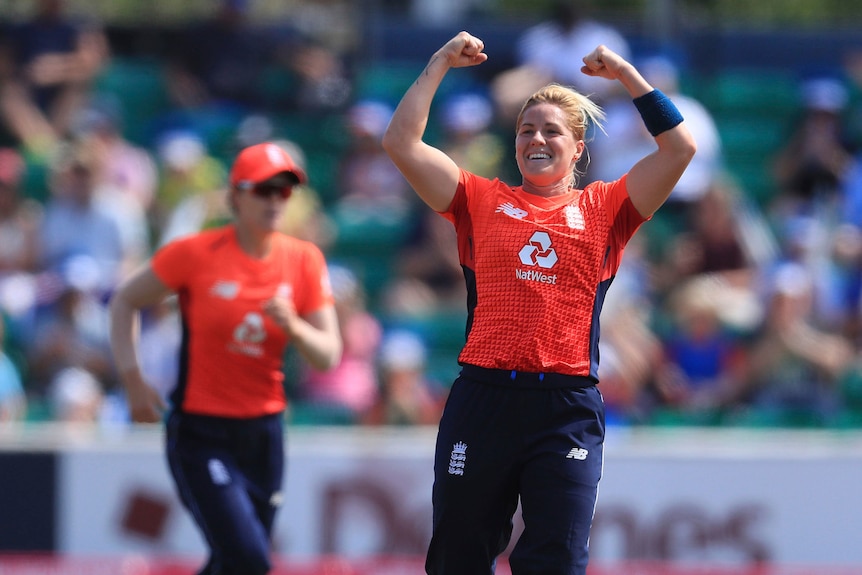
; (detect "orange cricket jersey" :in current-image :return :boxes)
[443,169,646,380]
[152,226,333,418]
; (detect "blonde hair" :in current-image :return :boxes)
[515,83,606,141]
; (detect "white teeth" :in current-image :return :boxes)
[529,153,550,160]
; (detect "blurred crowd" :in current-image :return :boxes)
[3,0,862,429]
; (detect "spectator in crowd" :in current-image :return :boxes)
[298,264,382,423]
[770,79,858,333]
[163,0,275,113]
[46,365,105,423]
[0,0,109,154]
[25,259,115,402]
[0,147,43,352]
[151,129,228,246]
[673,179,753,277]
[281,0,360,59]
[652,178,760,299]
[492,0,632,125]
[737,262,854,426]
[276,35,353,113]
[382,207,468,318]
[651,276,751,424]
[68,104,155,269]
[835,133,862,344]
[39,139,136,292]
[438,91,505,179]
[0,148,42,276]
[332,99,415,227]
[773,77,855,210]
[361,329,446,426]
[270,0,357,112]
[71,96,159,217]
[164,0,355,117]
[515,0,631,103]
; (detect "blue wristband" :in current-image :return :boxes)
[633,89,684,137]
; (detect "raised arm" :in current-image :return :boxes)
[581,45,697,218]
[382,31,488,212]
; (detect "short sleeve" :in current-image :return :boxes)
[293,243,334,316]
[151,237,196,290]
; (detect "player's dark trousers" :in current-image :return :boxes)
[166,411,285,575]
[425,365,605,575]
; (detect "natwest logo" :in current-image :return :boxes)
[516,269,557,284]
[519,231,558,269]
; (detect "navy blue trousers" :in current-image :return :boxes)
[426,366,605,575]
[166,411,285,575]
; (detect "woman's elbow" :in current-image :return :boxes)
[317,338,343,372]
[661,127,697,167]
[677,129,698,163]
[108,287,133,318]
[683,136,698,164]
[668,138,697,175]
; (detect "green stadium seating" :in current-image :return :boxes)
[692,69,800,116]
[687,68,802,207]
[93,57,171,145]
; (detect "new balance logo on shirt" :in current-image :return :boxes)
[496,202,528,219]
[210,280,240,299]
[566,447,588,460]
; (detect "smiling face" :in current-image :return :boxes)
[515,102,585,195]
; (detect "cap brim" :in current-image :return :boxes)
[280,169,305,185]
[236,166,307,189]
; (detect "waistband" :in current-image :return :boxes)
[459,364,595,389]
[171,409,283,427]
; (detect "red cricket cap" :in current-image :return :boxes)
[229,142,307,189]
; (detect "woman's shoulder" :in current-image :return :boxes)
[273,231,322,251]
[581,175,628,199]
[271,232,328,267]
[460,169,516,202]
[159,225,233,257]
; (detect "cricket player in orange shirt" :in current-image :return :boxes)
[383,32,696,575]
[109,142,342,575]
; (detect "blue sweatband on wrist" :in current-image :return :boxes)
[633,89,684,137]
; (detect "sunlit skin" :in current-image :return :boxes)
[515,102,586,197]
